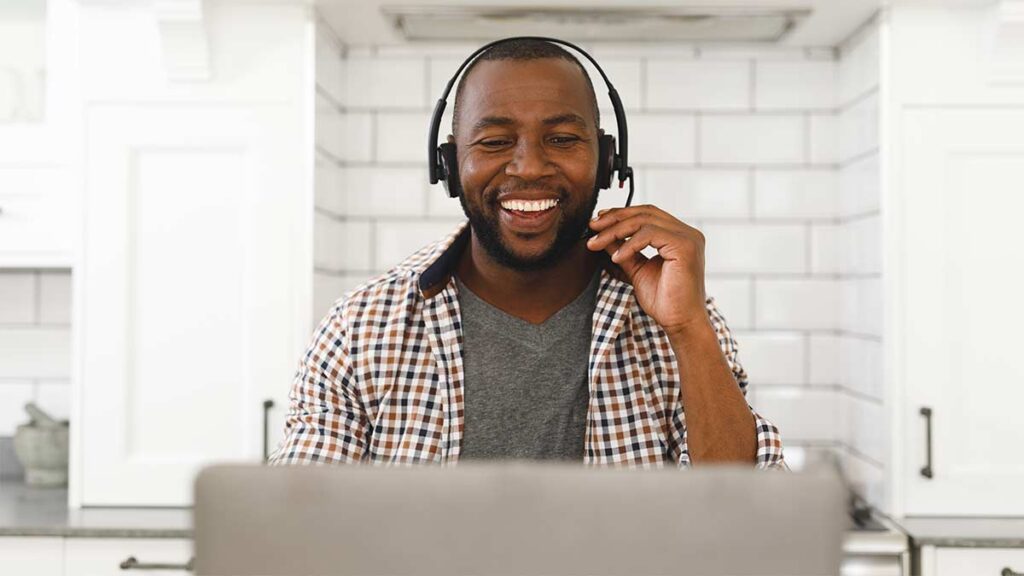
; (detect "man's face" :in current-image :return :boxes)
[453,58,600,271]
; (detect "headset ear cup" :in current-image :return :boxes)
[438,142,461,198]
[596,134,616,190]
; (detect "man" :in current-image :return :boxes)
[270,39,785,468]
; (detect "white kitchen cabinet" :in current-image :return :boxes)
[78,104,305,506]
[881,3,1024,518]
[0,536,64,576]
[74,1,313,506]
[0,0,80,269]
[63,538,192,576]
[896,109,1024,516]
[920,546,1024,576]
[0,169,75,268]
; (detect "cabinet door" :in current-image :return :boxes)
[64,538,192,576]
[0,537,64,576]
[78,105,304,506]
[0,169,75,268]
[900,108,1024,515]
[930,547,1024,576]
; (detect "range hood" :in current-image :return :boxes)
[380,6,812,43]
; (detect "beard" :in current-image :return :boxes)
[458,179,600,272]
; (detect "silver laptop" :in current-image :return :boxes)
[193,463,845,576]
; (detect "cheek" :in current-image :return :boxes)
[565,159,598,194]
[459,154,502,193]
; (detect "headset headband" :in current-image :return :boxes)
[427,36,631,189]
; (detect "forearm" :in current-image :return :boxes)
[667,319,756,464]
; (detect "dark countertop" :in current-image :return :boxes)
[0,480,912,553]
[895,516,1024,548]
[0,482,190,538]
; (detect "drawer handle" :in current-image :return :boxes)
[920,406,933,479]
[1003,569,1024,576]
[263,398,275,462]
[119,556,194,571]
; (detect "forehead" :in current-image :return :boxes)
[457,58,595,127]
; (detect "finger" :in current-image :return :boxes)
[587,213,681,252]
[609,236,650,280]
[589,204,680,231]
[611,225,657,263]
[586,216,645,252]
[601,238,648,282]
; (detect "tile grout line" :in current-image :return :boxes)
[803,331,811,386]
[803,112,812,166]
[749,274,757,330]
[750,276,757,331]
[424,55,433,108]
[33,271,42,325]
[639,57,647,111]
[748,59,756,111]
[694,112,701,166]
[747,167,756,219]
[805,222,813,274]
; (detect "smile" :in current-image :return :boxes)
[498,198,560,231]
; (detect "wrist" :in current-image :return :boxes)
[663,314,715,345]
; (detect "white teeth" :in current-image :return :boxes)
[500,198,559,212]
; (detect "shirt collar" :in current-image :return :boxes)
[413,220,630,300]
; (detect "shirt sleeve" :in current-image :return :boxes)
[268,308,369,465]
[705,297,788,470]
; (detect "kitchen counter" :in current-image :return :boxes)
[895,516,1024,548]
[0,479,909,558]
[0,482,190,538]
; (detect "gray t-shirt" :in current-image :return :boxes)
[455,271,600,461]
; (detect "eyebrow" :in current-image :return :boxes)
[471,116,515,134]
[470,113,590,135]
[543,113,588,128]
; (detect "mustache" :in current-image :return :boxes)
[489,179,567,202]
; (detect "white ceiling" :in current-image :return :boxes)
[316,0,882,47]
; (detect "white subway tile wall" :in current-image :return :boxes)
[700,115,806,165]
[0,271,72,436]
[646,60,750,110]
[753,170,838,219]
[754,61,836,111]
[308,23,885,472]
[836,19,885,507]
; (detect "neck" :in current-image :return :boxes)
[455,233,601,325]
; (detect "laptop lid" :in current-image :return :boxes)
[194,463,845,576]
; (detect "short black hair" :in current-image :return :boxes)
[451,38,601,136]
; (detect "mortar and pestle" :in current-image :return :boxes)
[13,402,69,487]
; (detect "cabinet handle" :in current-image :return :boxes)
[263,398,275,462]
[119,555,194,571]
[1002,569,1024,576]
[920,406,933,479]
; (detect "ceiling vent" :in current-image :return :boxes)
[380,6,811,43]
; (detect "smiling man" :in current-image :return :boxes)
[270,39,786,468]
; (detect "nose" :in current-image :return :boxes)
[504,137,557,181]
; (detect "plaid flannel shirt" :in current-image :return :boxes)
[270,221,785,469]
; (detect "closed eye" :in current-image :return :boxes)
[478,139,512,149]
[549,135,581,146]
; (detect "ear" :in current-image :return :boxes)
[446,134,455,144]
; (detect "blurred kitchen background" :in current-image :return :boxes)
[1,0,1023,574]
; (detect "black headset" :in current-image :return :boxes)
[427,36,635,216]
